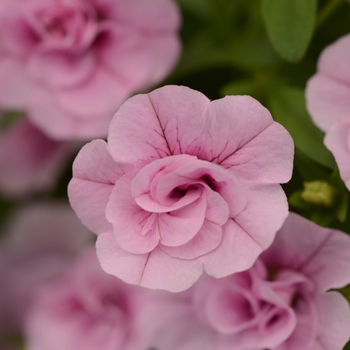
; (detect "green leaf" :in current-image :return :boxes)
[175,0,211,20]
[0,110,23,130]
[267,86,336,169]
[261,0,317,62]
[294,150,331,181]
[289,190,310,210]
[221,79,256,96]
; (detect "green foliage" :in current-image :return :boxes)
[261,0,317,62]
[0,110,23,130]
[267,86,336,169]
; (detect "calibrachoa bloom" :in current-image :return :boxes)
[306,34,350,190]
[25,249,151,350]
[0,115,72,197]
[0,202,90,334]
[69,85,294,292]
[140,213,350,350]
[0,0,181,140]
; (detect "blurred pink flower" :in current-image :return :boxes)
[0,115,72,197]
[0,202,90,333]
[0,0,181,140]
[306,34,350,190]
[25,249,151,350]
[141,213,350,350]
[68,85,294,292]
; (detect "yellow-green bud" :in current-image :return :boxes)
[301,181,336,207]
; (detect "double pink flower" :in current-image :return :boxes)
[140,213,350,350]
[69,85,294,292]
[0,0,181,139]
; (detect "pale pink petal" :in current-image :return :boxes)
[204,189,230,226]
[262,212,350,291]
[68,139,132,234]
[137,35,181,88]
[99,24,180,90]
[0,11,38,56]
[108,86,210,165]
[306,34,350,132]
[150,316,216,350]
[233,184,289,251]
[312,292,350,350]
[113,0,181,32]
[160,160,247,217]
[68,113,111,140]
[132,154,200,212]
[280,294,318,350]
[26,50,96,88]
[1,202,90,255]
[204,284,257,334]
[157,196,207,247]
[137,247,203,292]
[0,202,90,331]
[56,65,129,117]
[203,96,294,186]
[0,119,71,197]
[106,172,160,254]
[0,58,35,108]
[160,220,223,259]
[28,90,111,140]
[324,123,350,190]
[306,75,350,131]
[201,219,263,278]
[96,232,203,292]
[96,231,150,285]
[317,34,350,88]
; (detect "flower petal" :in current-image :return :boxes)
[56,64,129,117]
[0,58,35,108]
[106,171,159,254]
[108,85,210,165]
[306,75,350,131]
[160,220,223,260]
[233,184,289,251]
[113,0,181,32]
[96,232,203,292]
[68,139,132,234]
[261,212,350,291]
[324,123,350,190]
[203,96,294,186]
[312,292,350,350]
[99,23,180,90]
[201,219,263,278]
[96,231,150,286]
[26,50,96,89]
[157,195,207,247]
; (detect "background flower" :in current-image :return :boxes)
[0,202,90,335]
[24,249,152,350]
[306,34,350,191]
[0,0,181,140]
[0,114,73,198]
[139,213,350,350]
[69,85,294,292]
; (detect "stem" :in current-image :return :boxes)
[316,0,344,28]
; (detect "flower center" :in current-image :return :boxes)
[37,7,75,40]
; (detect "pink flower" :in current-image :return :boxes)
[306,34,350,189]
[0,115,73,197]
[68,85,294,292]
[0,202,90,333]
[141,213,350,350]
[0,0,181,140]
[24,249,151,350]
